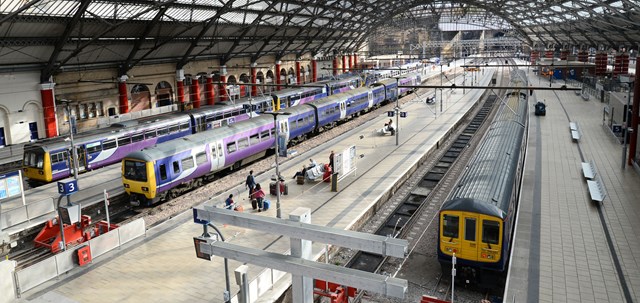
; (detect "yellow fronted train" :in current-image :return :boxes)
[438,69,529,289]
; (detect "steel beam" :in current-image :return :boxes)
[193,206,407,258]
[198,240,407,299]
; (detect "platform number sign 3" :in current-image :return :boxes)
[58,180,79,195]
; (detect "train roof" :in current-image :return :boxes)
[440,198,505,219]
[445,84,528,217]
[26,113,192,151]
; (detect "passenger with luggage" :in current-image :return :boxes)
[253,183,266,212]
[245,170,256,199]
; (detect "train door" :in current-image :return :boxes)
[339,100,347,120]
[460,215,479,262]
[209,141,225,172]
[75,146,87,173]
[278,119,290,143]
[367,91,374,108]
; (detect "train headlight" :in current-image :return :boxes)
[142,187,149,192]
[124,183,130,188]
[38,171,44,175]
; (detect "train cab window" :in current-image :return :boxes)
[465,218,476,241]
[117,137,131,147]
[482,220,500,245]
[172,161,180,173]
[131,133,144,143]
[159,164,168,181]
[124,160,147,182]
[181,157,194,170]
[145,130,157,139]
[103,139,116,150]
[196,152,207,166]
[158,127,169,136]
[443,215,459,238]
[227,142,237,153]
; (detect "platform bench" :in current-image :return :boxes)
[581,162,595,179]
[570,122,580,141]
[587,179,606,203]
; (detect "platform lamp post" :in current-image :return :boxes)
[621,79,633,169]
[59,99,79,180]
[264,111,291,218]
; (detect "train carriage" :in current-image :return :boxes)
[437,70,529,288]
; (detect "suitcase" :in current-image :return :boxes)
[262,199,270,210]
[269,182,277,195]
[251,199,257,210]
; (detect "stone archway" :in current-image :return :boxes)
[265,70,274,93]
[131,84,151,111]
[288,67,295,84]
[155,81,174,107]
[239,73,250,97]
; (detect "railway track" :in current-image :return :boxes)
[337,69,512,302]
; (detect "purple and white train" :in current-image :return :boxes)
[122,72,422,206]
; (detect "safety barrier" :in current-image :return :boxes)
[0,218,145,301]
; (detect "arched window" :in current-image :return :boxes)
[155,81,173,107]
[131,84,151,111]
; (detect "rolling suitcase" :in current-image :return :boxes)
[262,199,270,211]
[251,199,257,210]
[269,182,277,195]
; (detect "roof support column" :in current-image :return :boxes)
[560,49,569,60]
[40,82,58,138]
[545,49,554,59]
[191,75,201,109]
[348,54,353,73]
[311,59,317,83]
[332,57,338,77]
[118,76,129,114]
[354,54,358,69]
[295,60,301,85]
[342,55,346,74]
[219,66,228,101]
[275,61,282,91]
[205,74,215,106]
[251,63,258,97]
[176,69,185,110]
[629,56,640,165]
[578,50,588,62]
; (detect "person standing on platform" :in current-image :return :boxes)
[329,150,335,171]
[245,170,256,199]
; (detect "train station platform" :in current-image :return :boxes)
[17,68,496,302]
[505,72,640,302]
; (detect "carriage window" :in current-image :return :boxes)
[482,220,500,245]
[145,130,157,139]
[181,157,194,170]
[210,146,217,159]
[86,142,102,154]
[196,152,207,165]
[180,122,190,131]
[250,134,259,145]
[443,215,459,238]
[227,142,237,153]
[131,133,144,143]
[217,143,223,157]
[260,130,270,141]
[172,161,180,173]
[465,218,476,241]
[169,125,180,133]
[237,138,249,149]
[51,153,59,164]
[103,139,116,150]
[117,137,131,146]
[124,160,147,182]
[158,127,169,136]
[159,164,167,180]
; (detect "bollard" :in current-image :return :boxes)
[331,172,339,192]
